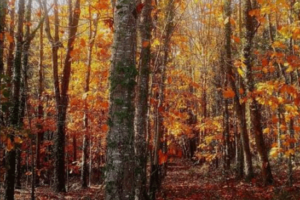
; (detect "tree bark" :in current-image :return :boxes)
[36,19,44,186]
[0,0,7,76]
[81,4,98,188]
[4,0,25,199]
[6,1,15,79]
[243,0,273,185]
[42,0,81,192]
[105,0,137,199]
[150,1,174,199]
[224,0,253,180]
[134,0,152,199]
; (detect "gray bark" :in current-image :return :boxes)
[105,0,137,199]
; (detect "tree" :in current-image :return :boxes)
[4,0,25,199]
[150,0,175,199]
[0,0,6,77]
[105,0,137,198]
[81,2,98,188]
[134,0,152,198]
[223,0,254,180]
[41,0,81,192]
[243,0,273,185]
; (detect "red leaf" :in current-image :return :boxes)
[136,3,144,14]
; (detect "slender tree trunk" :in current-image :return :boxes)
[243,0,273,185]
[6,3,15,78]
[81,5,98,188]
[42,0,81,192]
[0,0,7,76]
[4,0,25,199]
[223,98,230,170]
[134,0,152,199]
[36,20,44,186]
[150,1,174,199]
[105,0,137,199]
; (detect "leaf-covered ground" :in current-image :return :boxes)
[1,159,300,199]
[156,159,300,200]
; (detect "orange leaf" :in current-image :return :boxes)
[6,33,13,43]
[239,88,244,94]
[14,136,23,144]
[6,138,13,151]
[101,124,108,132]
[142,41,150,48]
[80,38,86,47]
[36,10,42,17]
[262,58,269,67]
[101,102,109,109]
[158,150,168,165]
[223,88,235,98]
[232,35,240,43]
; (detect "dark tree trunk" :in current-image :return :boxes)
[134,0,152,198]
[150,1,174,199]
[36,19,44,186]
[243,0,273,185]
[6,2,15,78]
[0,0,7,76]
[42,0,81,192]
[4,0,25,199]
[223,0,254,180]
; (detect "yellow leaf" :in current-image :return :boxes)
[269,147,279,158]
[152,39,160,47]
[237,67,244,76]
[263,128,270,134]
[280,134,286,139]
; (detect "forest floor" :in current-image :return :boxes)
[157,158,300,200]
[1,159,300,200]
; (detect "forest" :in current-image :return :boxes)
[1,0,300,199]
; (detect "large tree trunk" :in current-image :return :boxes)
[243,0,273,185]
[134,0,152,199]
[4,0,25,199]
[105,0,137,199]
